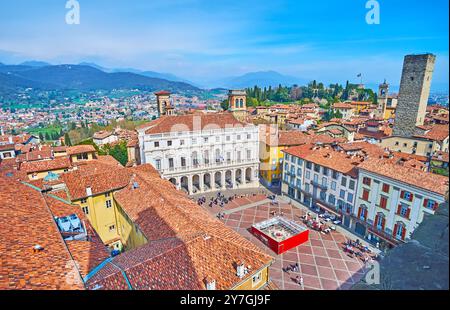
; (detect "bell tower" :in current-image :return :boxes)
[228,90,247,121]
[155,91,175,117]
[376,80,389,118]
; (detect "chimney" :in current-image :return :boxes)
[204,277,216,290]
[236,261,245,278]
[32,244,44,253]
[86,187,92,197]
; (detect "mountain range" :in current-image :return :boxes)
[0,60,312,93]
[0,63,200,94]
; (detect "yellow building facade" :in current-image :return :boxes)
[232,266,270,290]
[259,143,285,187]
[69,151,95,163]
[73,191,124,250]
[72,190,149,252]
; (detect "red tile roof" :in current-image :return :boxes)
[63,166,131,201]
[0,178,85,290]
[85,164,273,290]
[20,157,71,174]
[417,125,449,142]
[333,103,353,109]
[0,143,15,151]
[93,131,113,140]
[154,90,171,96]
[358,158,449,196]
[283,144,361,177]
[67,145,96,156]
[144,113,248,134]
[17,148,53,162]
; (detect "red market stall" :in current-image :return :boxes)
[251,217,309,255]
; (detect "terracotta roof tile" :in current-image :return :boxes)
[63,166,131,201]
[417,125,449,142]
[358,158,449,196]
[85,164,273,290]
[20,157,71,174]
[333,103,353,109]
[284,144,360,177]
[0,143,15,151]
[144,113,248,134]
[0,178,85,290]
[67,145,96,156]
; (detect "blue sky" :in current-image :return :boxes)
[0,0,448,89]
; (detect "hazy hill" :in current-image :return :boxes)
[0,64,201,93]
[19,61,52,67]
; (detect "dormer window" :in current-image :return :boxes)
[236,261,245,278]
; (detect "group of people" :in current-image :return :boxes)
[301,212,333,234]
[216,212,226,220]
[283,263,304,288]
[283,262,299,273]
[270,210,285,217]
[197,192,232,208]
[343,239,377,262]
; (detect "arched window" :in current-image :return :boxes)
[192,151,198,166]
[239,98,244,108]
[215,149,221,163]
[204,150,209,164]
[235,98,239,108]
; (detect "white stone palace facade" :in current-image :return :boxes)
[137,113,260,195]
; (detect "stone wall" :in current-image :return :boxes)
[393,54,435,137]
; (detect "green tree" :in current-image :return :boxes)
[220,99,229,111]
[64,133,72,146]
[109,141,128,166]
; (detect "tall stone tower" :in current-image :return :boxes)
[393,54,436,137]
[228,90,247,121]
[155,91,175,117]
[376,80,389,118]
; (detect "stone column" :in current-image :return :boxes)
[221,170,226,190]
[199,173,205,193]
[231,170,237,189]
[187,175,193,195]
[175,176,181,191]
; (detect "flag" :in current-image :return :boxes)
[357,73,362,78]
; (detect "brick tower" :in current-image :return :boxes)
[393,54,436,137]
[228,90,247,121]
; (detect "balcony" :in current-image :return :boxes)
[367,226,401,246]
[159,158,259,174]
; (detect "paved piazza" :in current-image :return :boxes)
[199,193,370,290]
